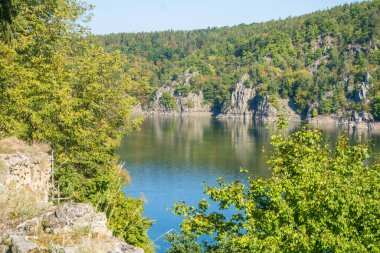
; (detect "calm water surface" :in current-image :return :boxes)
[118,116,380,252]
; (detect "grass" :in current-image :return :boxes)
[32,228,120,253]
[0,136,50,156]
[0,185,50,233]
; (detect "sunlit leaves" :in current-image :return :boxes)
[168,128,380,252]
[0,1,152,251]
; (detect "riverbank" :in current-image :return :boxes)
[137,109,380,132]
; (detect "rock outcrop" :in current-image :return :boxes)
[146,86,211,116]
[251,95,300,121]
[0,138,143,253]
[354,71,372,104]
[308,111,375,130]
[220,74,254,119]
[220,74,299,121]
[1,203,143,253]
[144,69,212,116]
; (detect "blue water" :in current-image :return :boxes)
[118,116,380,252]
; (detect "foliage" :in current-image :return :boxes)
[99,0,380,117]
[160,91,177,110]
[0,0,152,251]
[312,108,318,117]
[167,127,380,252]
[371,91,380,120]
[174,85,191,97]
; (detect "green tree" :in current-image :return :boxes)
[0,0,153,251]
[371,92,380,120]
[167,128,380,252]
[160,91,177,110]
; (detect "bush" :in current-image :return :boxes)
[160,92,177,110]
[167,127,380,252]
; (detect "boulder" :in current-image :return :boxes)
[43,203,111,237]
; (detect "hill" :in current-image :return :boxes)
[99,0,380,126]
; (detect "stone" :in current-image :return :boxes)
[43,203,106,235]
[0,138,143,253]
[221,74,254,119]
[0,140,51,203]
[146,71,211,117]
[354,72,372,104]
[220,74,299,121]
[8,234,46,253]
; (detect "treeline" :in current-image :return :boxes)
[99,0,380,117]
[0,0,152,251]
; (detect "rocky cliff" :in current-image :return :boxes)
[145,70,211,116]
[0,138,143,253]
[145,69,377,129]
[219,74,254,119]
[147,86,211,116]
[220,74,300,121]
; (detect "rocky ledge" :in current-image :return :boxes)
[0,137,143,253]
[0,203,143,253]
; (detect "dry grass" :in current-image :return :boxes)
[32,228,119,253]
[0,160,7,185]
[0,137,50,155]
[0,185,50,232]
[33,227,90,247]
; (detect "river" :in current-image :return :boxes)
[118,116,380,252]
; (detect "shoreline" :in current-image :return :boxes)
[138,110,380,132]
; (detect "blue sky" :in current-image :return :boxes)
[87,0,363,35]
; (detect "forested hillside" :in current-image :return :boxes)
[99,0,380,120]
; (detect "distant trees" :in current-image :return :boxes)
[98,0,380,117]
[167,128,380,252]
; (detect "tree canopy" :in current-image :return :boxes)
[167,127,380,252]
[0,0,152,251]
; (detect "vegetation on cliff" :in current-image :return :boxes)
[99,0,380,118]
[167,127,380,252]
[0,0,152,251]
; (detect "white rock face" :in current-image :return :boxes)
[221,74,299,121]
[355,72,372,104]
[147,86,211,116]
[221,74,254,119]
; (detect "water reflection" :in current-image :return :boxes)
[118,116,380,252]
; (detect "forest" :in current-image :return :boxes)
[99,0,380,118]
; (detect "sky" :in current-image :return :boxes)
[87,0,364,35]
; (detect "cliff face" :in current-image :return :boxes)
[220,75,300,121]
[220,74,254,119]
[147,87,211,116]
[145,69,375,129]
[145,70,211,116]
[0,138,143,253]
